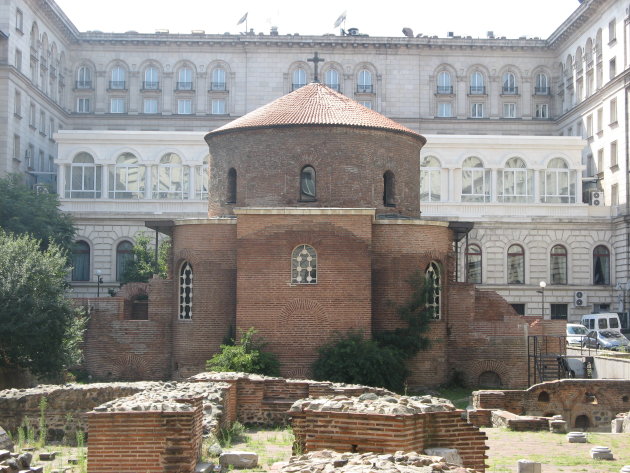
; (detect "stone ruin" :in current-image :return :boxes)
[0,373,488,473]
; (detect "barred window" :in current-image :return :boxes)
[179,261,193,320]
[292,245,317,284]
[426,261,441,320]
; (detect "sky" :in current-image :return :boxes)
[54,0,581,39]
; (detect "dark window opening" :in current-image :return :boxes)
[116,240,134,282]
[550,304,568,320]
[511,303,525,315]
[71,240,90,281]
[574,414,590,430]
[383,170,395,207]
[593,245,610,285]
[538,391,550,402]
[227,168,237,204]
[300,165,316,202]
[478,371,502,388]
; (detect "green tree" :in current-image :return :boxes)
[206,328,280,376]
[0,174,75,255]
[120,233,170,283]
[0,231,86,377]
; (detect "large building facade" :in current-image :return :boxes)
[1,0,629,325]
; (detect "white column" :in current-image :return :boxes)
[57,164,66,196]
[188,166,196,200]
[491,168,498,203]
[144,165,152,199]
[101,165,109,199]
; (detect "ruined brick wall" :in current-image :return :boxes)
[236,212,373,379]
[207,126,422,218]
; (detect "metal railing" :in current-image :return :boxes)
[437,85,453,94]
[357,84,373,93]
[109,80,126,90]
[469,86,486,94]
[142,81,159,90]
[534,86,550,95]
[210,82,226,91]
[502,86,519,95]
[176,81,193,90]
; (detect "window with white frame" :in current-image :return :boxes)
[49,118,54,138]
[609,18,616,43]
[420,156,441,202]
[15,8,23,32]
[211,67,226,90]
[498,157,533,203]
[14,90,21,117]
[29,102,36,127]
[77,66,91,89]
[437,71,452,94]
[461,156,490,202]
[153,153,187,199]
[143,66,159,89]
[177,99,192,115]
[292,245,317,284]
[503,103,516,118]
[77,97,90,113]
[66,152,101,198]
[542,157,576,203]
[586,115,593,137]
[425,261,441,319]
[109,152,144,199]
[110,66,126,89]
[466,244,482,284]
[610,98,618,123]
[13,135,20,160]
[437,102,452,117]
[470,71,485,94]
[507,244,525,284]
[179,261,193,320]
[143,98,158,114]
[609,57,616,78]
[535,103,549,119]
[597,148,604,173]
[535,73,549,94]
[502,72,517,94]
[292,68,306,91]
[597,107,603,133]
[177,67,193,90]
[611,141,618,167]
[550,244,567,285]
[471,102,484,118]
[39,111,46,134]
[357,69,372,93]
[110,98,126,113]
[324,69,340,91]
[211,98,226,115]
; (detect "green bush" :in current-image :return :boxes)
[206,328,280,376]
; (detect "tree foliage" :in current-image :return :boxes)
[206,328,280,376]
[120,233,170,284]
[0,231,87,377]
[313,271,434,392]
[0,174,75,255]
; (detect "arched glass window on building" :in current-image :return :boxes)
[420,156,441,202]
[383,171,395,207]
[143,66,159,89]
[177,66,193,90]
[542,158,576,203]
[71,240,90,281]
[461,156,490,202]
[292,245,317,284]
[66,152,101,198]
[470,71,485,94]
[227,168,237,203]
[110,153,144,199]
[593,245,610,285]
[535,73,549,95]
[466,244,482,284]
[292,68,306,91]
[153,153,187,199]
[196,156,209,199]
[179,261,193,320]
[116,240,134,282]
[324,69,340,91]
[498,157,533,203]
[300,165,316,201]
[211,67,226,90]
[425,261,441,320]
[110,65,126,89]
[437,71,452,94]
[502,72,517,94]
[76,66,92,89]
[507,244,525,284]
[550,244,567,285]
[357,69,372,93]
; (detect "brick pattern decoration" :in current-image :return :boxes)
[472,379,630,430]
[291,410,487,472]
[87,397,203,473]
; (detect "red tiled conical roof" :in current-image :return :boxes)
[206,82,425,143]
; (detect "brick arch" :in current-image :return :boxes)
[175,248,203,267]
[467,359,510,388]
[109,354,150,381]
[118,282,149,300]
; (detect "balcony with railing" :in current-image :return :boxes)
[437,85,453,94]
[469,86,486,95]
[142,81,160,90]
[75,80,92,90]
[108,81,126,90]
[357,84,373,94]
[176,81,193,91]
[534,86,550,95]
[501,86,519,95]
[210,82,227,91]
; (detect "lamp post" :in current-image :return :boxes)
[537,280,547,319]
[96,269,103,298]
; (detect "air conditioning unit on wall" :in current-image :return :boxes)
[574,291,587,307]
[590,190,604,206]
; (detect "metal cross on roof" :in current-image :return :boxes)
[307,52,325,83]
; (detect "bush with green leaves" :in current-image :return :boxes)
[206,327,280,376]
[120,233,170,283]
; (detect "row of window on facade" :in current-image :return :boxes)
[13,89,57,137]
[420,156,578,203]
[64,152,208,199]
[436,101,550,119]
[176,246,441,320]
[75,96,228,115]
[436,70,551,97]
[464,243,611,286]
[71,240,133,282]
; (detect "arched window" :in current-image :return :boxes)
[153,153,187,199]
[498,157,533,203]
[179,261,193,320]
[542,158,576,203]
[383,171,395,207]
[593,245,610,285]
[292,245,317,284]
[109,153,144,199]
[461,156,490,202]
[71,240,90,281]
[425,261,441,320]
[437,71,452,94]
[66,152,101,198]
[292,68,306,90]
[357,69,372,93]
[177,67,193,90]
[212,67,226,90]
[116,240,134,282]
[466,244,482,284]
[300,165,316,201]
[535,73,549,94]
[110,66,126,89]
[227,168,237,203]
[324,69,340,91]
[144,66,159,89]
[196,156,209,199]
[470,71,485,94]
[550,244,567,285]
[502,72,517,94]
[420,156,441,202]
[76,66,92,89]
[507,244,525,284]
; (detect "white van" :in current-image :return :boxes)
[580,313,622,334]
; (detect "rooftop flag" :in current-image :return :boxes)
[333,11,346,28]
[237,12,248,25]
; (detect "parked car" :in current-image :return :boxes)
[582,330,630,350]
[566,323,589,345]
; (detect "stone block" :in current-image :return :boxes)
[38,452,55,461]
[423,448,462,466]
[0,450,10,460]
[567,431,587,443]
[549,419,567,433]
[619,465,630,473]
[219,451,258,469]
[0,428,13,452]
[517,459,541,473]
[611,418,624,433]
[590,446,614,460]
[17,452,32,468]
[194,462,214,473]
[29,467,44,473]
